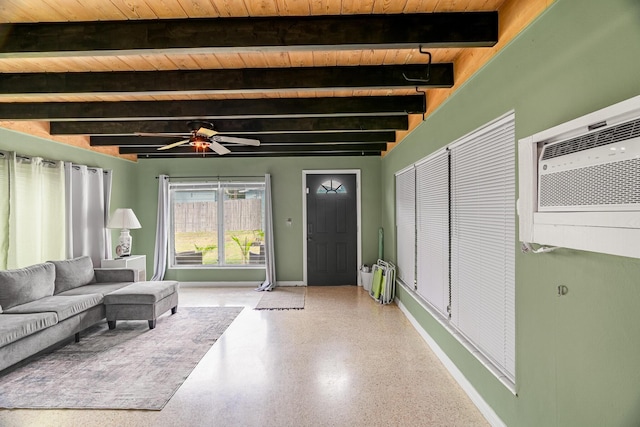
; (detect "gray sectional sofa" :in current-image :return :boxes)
[0,256,174,372]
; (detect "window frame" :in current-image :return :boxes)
[168,179,266,269]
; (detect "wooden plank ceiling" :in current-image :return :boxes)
[0,0,549,160]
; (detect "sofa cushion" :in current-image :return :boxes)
[58,282,133,297]
[49,256,96,294]
[0,312,59,347]
[4,294,103,322]
[0,263,55,310]
[104,281,179,305]
[94,268,136,283]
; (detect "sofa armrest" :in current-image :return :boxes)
[94,268,137,283]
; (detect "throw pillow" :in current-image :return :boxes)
[0,263,56,310]
[49,256,96,294]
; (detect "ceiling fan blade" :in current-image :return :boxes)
[214,135,260,146]
[209,141,231,155]
[197,127,218,138]
[157,139,190,151]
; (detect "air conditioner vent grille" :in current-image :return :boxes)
[539,157,640,208]
[541,118,640,160]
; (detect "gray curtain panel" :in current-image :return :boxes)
[151,175,170,281]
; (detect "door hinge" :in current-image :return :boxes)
[306,187,309,194]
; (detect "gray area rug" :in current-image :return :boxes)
[0,306,242,410]
[255,287,306,310]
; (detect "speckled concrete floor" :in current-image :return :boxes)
[0,286,488,427]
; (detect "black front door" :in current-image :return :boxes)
[306,173,357,286]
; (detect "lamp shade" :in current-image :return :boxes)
[107,208,141,230]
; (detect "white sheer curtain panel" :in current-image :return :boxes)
[8,153,65,268]
[256,173,276,291]
[151,174,170,281]
[65,163,111,266]
[0,152,9,269]
[103,170,113,260]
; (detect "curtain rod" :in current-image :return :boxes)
[1,150,57,165]
[156,175,264,179]
[1,151,110,173]
[16,155,58,167]
[71,164,110,173]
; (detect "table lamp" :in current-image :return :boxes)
[107,208,141,257]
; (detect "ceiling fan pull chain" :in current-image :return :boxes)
[402,46,432,84]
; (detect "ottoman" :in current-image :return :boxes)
[104,281,179,329]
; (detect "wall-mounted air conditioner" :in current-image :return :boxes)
[518,94,640,259]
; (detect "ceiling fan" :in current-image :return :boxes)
[148,121,260,155]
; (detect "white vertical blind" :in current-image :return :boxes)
[395,167,415,288]
[416,150,450,317]
[450,112,516,381]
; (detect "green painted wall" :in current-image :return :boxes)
[0,128,138,247]
[133,156,381,283]
[382,0,640,426]
[5,1,639,422]
[0,129,381,283]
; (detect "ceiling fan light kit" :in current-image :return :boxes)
[155,121,257,155]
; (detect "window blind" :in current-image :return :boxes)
[395,167,416,288]
[416,150,450,317]
[450,113,516,381]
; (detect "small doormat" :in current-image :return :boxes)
[255,287,306,310]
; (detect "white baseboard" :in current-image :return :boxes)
[276,281,305,287]
[396,299,506,427]
[178,280,305,288]
[178,281,258,288]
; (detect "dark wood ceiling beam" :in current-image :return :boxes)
[50,116,408,135]
[0,13,498,58]
[119,143,387,155]
[0,65,453,97]
[138,151,382,159]
[90,131,396,146]
[0,95,425,121]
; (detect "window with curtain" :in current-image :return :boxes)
[394,112,516,384]
[169,180,265,267]
[0,152,112,270]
